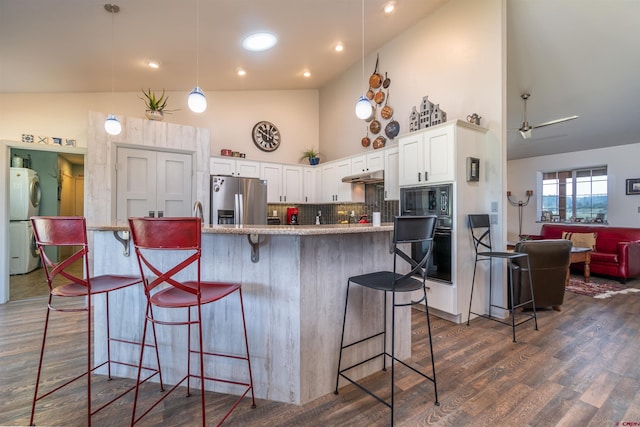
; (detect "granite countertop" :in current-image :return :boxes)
[89,222,394,235]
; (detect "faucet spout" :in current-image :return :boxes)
[193,201,204,223]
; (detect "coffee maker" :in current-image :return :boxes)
[286,207,299,225]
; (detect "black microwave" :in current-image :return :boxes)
[400,184,453,229]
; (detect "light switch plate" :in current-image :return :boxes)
[491,201,498,212]
[490,214,498,224]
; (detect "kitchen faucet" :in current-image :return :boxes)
[193,201,204,223]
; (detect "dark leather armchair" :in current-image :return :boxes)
[513,239,572,311]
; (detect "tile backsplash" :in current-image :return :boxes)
[268,183,398,225]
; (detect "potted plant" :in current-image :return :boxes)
[139,88,172,121]
[300,148,321,165]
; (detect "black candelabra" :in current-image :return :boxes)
[507,190,533,238]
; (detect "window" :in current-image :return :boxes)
[541,167,607,222]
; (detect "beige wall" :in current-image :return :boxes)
[0,90,319,165]
[319,0,504,162]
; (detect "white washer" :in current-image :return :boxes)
[10,167,41,221]
[9,221,40,275]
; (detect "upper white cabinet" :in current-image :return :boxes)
[260,162,303,203]
[210,156,260,178]
[303,166,321,204]
[398,123,455,186]
[351,151,384,174]
[384,146,399,200]
[321,159,364,203]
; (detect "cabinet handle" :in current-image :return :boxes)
[418,172,421,182]
[425,171,428,181]
[284,196,286,202]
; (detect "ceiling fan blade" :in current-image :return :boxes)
[533,115,579,129]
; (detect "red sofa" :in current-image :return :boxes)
[529,224,640,283]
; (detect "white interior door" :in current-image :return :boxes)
[156,151,192,217]
[116,147,193,220]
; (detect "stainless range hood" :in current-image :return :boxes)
[341,170,384,184]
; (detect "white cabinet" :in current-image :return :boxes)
[260,162,303,203]
[398,124,455,186]
[210,156,260,178]
[321,159,364,203]
[351,151,384,174]
[303,166,321,203]
[384,146,399,200]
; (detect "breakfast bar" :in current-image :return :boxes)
[89,223,413,405]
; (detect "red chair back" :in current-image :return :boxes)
[128,217,202,296]
[31,216,89,291]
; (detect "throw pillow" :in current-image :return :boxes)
[562,231,597,250]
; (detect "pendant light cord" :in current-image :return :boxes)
[110,5,115,109]
[361,0,365,91]
[195,0,200,86]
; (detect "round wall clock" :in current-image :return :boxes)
[252,121,281,152]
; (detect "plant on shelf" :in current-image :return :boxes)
[139,88,173,120]
[299,148,321,165]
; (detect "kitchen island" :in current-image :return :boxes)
[89,223,413,405]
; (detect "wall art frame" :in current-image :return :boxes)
[626,178,640,195]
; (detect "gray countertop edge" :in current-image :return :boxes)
[89,223,394,235]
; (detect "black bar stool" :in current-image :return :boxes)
[467,214,538,342]
[334,215,439,426]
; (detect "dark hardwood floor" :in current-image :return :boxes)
[2,275,640,426]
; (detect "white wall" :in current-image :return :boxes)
[319,0,504,162]
[0,89,319,165]
[506,142,640,241]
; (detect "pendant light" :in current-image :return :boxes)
[104,4,121,135]
[355,0,372,120]
[188,0,207,113]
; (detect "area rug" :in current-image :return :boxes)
[566,277,640,299]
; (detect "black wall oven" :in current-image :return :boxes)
[400,184,453,284]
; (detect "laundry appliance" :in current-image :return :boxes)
[10,167,41,220]
[9,220,40,275]
[9,167,42,274]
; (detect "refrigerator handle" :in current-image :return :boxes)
[236,193,244,225]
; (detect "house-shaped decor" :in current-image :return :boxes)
[416,95,448,130]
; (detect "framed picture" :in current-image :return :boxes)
[552,215,561,222]
[541,211,552,221]
[466,157,480,182]
[626,178,640,195]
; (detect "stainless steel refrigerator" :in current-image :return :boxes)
[210,175,268,225]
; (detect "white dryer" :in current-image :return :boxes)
[10,167,41,221]
[9,221,40,275]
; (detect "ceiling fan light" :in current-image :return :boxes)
[355,95,373,119]
[104,114,122,135]
[188,86,207,113]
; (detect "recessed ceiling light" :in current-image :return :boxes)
[303,70,311,78]
[242,32,278,52]
[335,42,344,52]
[383,1,396,14]
[237,68,246,76]
[146,60,160,69]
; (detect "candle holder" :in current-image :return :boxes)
[507,190,533,238]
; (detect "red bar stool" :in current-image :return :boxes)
[128,217,256,426]
[29,216,162,427]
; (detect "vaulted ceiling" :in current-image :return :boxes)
[1,0,639,160]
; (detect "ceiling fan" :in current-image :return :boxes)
[517,93,579,139]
